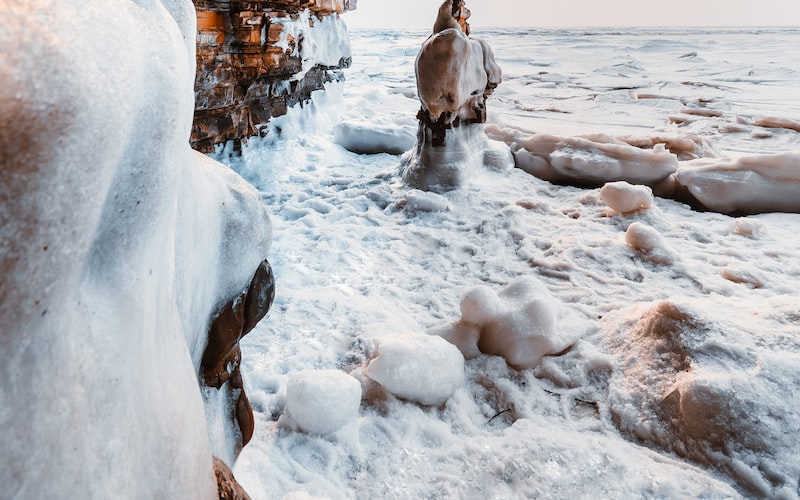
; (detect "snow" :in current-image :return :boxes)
[1,2,270,498]
[281,370,361,435]
[363,333,465,406]
[224,25,800,499]
[333,120,415,154]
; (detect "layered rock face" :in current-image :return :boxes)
[192,0,356,152]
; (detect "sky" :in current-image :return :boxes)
[344,0,800,29]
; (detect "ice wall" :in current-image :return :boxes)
[0,1,272,497]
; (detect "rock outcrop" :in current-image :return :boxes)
[1,1,273,497]
[192,0,357,152]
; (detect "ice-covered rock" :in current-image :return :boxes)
[282,370,362,435]
[0,1,272,497]
[487,126,679,186]
[600,181,655,214]
[603,297,800,497]
[431,277,583,370]
[674,152,800,214]
[402,0,509,192]
[365,334,466,405]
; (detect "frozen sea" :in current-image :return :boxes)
[221,27,800,499]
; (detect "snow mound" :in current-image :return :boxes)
[599,181,654,214]
[674,152,800,214]
[282,370,362,435]
[364,334,465,406]
[603,297,800,497]
[334,120,415,155]
[431,277,583,370]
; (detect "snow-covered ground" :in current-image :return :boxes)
[221,27,800,498]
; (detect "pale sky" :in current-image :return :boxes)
[345,0,800,29]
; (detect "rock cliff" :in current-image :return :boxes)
[192,0,357,152]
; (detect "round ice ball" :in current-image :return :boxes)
[365,334,465,406]
[460,285,499,325]
[284,369,361,435]
[600,181,654,214]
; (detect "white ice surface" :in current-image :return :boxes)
[220,28,800,499]
[1,2,271,497]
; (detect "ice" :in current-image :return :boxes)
[432,277,584,370]
[625,222,676,265]
[674,152,800,214]
[400,124,513,191]
[273,9,351,81]
[364,333,465,405]
[401,1,510,192]
[603,297,800,496]
[333,120,415,154]
[228,27,800,497]
[1,2,271,497]
[281,370,361,435]
[599,181,655,214]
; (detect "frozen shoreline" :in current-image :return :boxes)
[227,27,800,498]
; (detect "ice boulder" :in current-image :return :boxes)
[334,120,416,155]
[282,370,362,435]
[364,334,466,405]
[431,277,582,370]
[599,181,654,214]
[674,152,800,214]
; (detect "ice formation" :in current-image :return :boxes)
[603,297,800,497]
[431,278,583,370]
[0,1,272,497]
[673,152,800,214]
[334,120,416,155]
[364,334,466,405]
[401,0,512,191]
[282,370,362,435]
[599,181,655,214]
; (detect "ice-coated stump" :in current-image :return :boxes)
[401,0,511,192]
[0,1,272,497]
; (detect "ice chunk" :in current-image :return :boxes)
[625,222,675,265]
[365,334,465,405]
[282,370,362,435]
[432,277,582,370]
[404,189,449,213]
[675,152,800,214]
[499,131,678,186]
[599,181,654,214]
[334,121,415,155]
